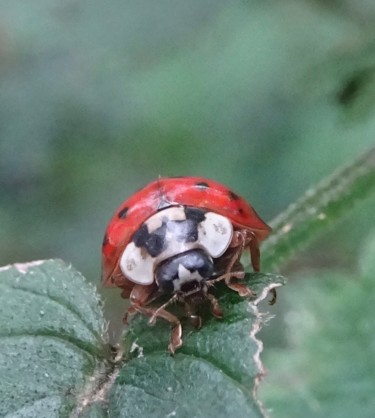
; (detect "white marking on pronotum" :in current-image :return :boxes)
[145,206,186,233]
[145,216,164,232]
[198,212,233,258]
[120,242,155,285]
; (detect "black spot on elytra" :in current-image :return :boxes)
[184,207,206,224]
[238,208,245,216]
[228,190,240,200]
[118,207,129,219]
[195,181,209,189]
[102,234,109,246]
[132,223,167,257]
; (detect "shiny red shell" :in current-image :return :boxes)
[102,176,271,288]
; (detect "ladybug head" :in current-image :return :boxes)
[155,249,214,294]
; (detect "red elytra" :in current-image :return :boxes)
[102,176,271,290]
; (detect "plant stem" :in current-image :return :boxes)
[261,146,375,271]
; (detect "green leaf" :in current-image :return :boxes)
[359,230,375,278]
[0,260,285,417]
[262,146,375,271]
[260,253,375,417]
[0,259,110,417]
[108,273,285,418]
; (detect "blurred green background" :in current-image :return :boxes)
[1,1,375,416]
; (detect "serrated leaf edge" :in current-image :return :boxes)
[250,281,284,418]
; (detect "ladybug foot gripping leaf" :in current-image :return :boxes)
[126,285,226,354]
[134,307,183,354]
[126,276,255,354]
[102,177,271,353]
[209,270,257,298]
[268,288,277,305]
[206,293,223,318]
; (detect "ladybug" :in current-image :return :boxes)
[102,177,271,353]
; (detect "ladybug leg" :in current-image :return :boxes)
[123,305,136,325]
[149,294,179,325]
[207,293,223,318]
[185,303,202,329]
[120,287,132,299]
[230,230,260,272]
[269,288,277,305]
[225,279,256,298]
[227,230,247,269]
[127,285,182,354]
[123,283,157,324]
[188,314,202,329]
[209,270,255,297]
[219,231,256,297]
[248,232,260,272]
[207,270,244,286]
[133,305,183,354]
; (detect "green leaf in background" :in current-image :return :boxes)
[262,146,375,271]
[108,273,285,418]
[259,233,375,418]
[0,260,110,417]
